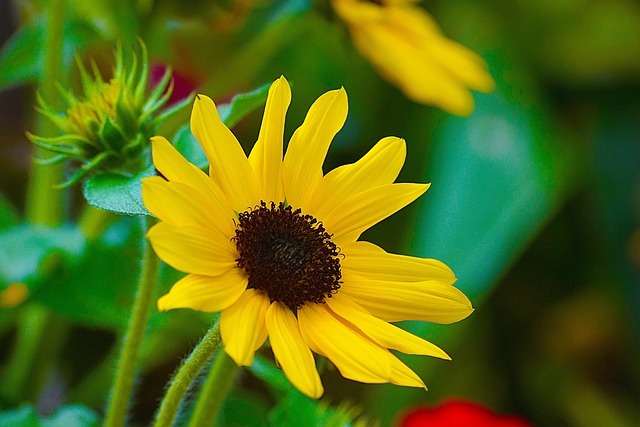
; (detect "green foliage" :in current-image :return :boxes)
[82,167,155,216]
[412,87,583,302]
[217,82,272,129]
[32,217,142,330]
[0,194,19,230]
[0,224,85,291]
[0,18,100,92]
[249,356,362,427]
[0,404,98,427]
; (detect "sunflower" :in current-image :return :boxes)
[331,0,495,116]
[143,76,473,398]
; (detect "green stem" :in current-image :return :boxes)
[1,307,69,403]
[79,206,116,240]
[188,351,239,427]
[26,0,67,225]
[153,323,222,427]
[104,216,160,427]
[0,0,68,405]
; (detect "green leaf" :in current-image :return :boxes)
[33,216,141,330]
[0,17,100,92]
[217,82,271,129]
[215,390,270,427]
[411,93,583,303]
[42,405,99,427]
[250,356,319,427]
[0,223,85,289]
[0,404,41,427]
[174,83,271,169]
[0,404,98,427]
[249,356,358,427]
[82,167,154,216]
[172,124,207,169]
[250,354,297,398]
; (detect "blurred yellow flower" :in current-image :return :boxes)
[143,76,473,398]
[332,0,495,116]
[0,283,29,308]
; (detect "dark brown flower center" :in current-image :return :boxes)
[233,201,342,310]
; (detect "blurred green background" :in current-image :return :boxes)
[1,0,639,426]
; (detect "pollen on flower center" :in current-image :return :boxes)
[233,201,342,310]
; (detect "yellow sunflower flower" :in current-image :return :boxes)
[143,76,473,398]
[331,0,495,116]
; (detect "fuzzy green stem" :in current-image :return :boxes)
[188,351,239,427]
[104,216,159,427]
[153,323,222,427]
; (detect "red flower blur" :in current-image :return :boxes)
[398,399,534,427]
[150,64,198,106]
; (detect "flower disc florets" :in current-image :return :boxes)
[233,201,342,310]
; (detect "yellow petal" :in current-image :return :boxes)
[282,88,348,211]
[389,354,427,389]
[191,94,259,211]
[390,7,495,92]
[265,302,324,399]
[220,289,270,366]
[309,136,406,219]
[149,137,236,217]
[146,222,237,275]
[327,295,450,359]
[339,271,473,323]
[298,302,391,384]
[157,269,247,313]
[142,177,235,238]
[248,76,291,202]
[323,183,429,246]
[351,23,475,116]
[341,240,455,283]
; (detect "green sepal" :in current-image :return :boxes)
[29,138,85,157]
[27,132,95,154]
[33,154,67,166]
[98,115,129,153]
[142,66,173,119]
[133,37,150,100]
[54,151,113,189]
[114,87,139,139]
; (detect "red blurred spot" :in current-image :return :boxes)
[398,399,534,427]
[150,64,198,106]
